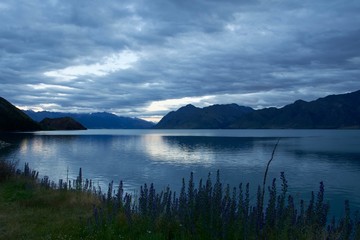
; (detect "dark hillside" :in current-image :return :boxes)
[155,104,254,129]
[230,90,360,129]
[0,97,41,131]
[156,90,360,129]
[40,117,87,130]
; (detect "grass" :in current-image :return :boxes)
[1,158,360,239]
[0,164,100,239]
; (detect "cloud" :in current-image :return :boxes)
[146,96,215,112]
[44,50,139,81]
[0,0,359,121]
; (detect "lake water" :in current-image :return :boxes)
[1,129,360,217]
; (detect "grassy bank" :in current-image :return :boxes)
[0,167,100,239]
[1,159,360,239]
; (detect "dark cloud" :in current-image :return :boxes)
[0,0,359,121]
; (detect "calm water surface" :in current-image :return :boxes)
[1,129,360,217]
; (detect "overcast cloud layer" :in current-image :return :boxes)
[1,0,360,122]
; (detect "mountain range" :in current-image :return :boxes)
[24,111,155,129]
[156,90,360,129]
[1,90,360,131]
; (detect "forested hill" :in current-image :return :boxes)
[155,90,360,129]
[155,104,254,129]
[40,117,87,131]
[0,97,41,131]
[230,90,360,129]
[24,111,155,129]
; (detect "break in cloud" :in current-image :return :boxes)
[1,0,360,122]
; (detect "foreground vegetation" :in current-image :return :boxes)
[1,158,360,239]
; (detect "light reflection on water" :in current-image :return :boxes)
[1,129,360,217]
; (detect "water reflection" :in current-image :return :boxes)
[144,135,217,166]
[1,130,360,218]
[144,135,279,168]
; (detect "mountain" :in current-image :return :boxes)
[230,90,360,129]
[0,97,41,131]
[155,104,254,129]
[40,117,87,130]
[24,111,155,129]
[155,90,360,129]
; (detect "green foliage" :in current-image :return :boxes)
[0,158,17,182]
[86,171,360,239]
[1,159,360,239]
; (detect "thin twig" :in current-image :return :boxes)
[261,138,281,208]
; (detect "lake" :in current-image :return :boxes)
[1,129,360,217]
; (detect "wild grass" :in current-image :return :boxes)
[1,158,360,239]
[0,156,18,182]
[85,170,360,240]
[0,162,100,239]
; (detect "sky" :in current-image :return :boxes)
[1,0,360,122]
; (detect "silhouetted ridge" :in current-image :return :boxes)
[40,117,87,130]
[155,103,254,129]
[0,97,41,131]
[156,90,360,129]
[230,90,360,129]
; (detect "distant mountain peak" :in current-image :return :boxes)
[24,110,155,129]
[293,99,307,104]
[185,104,196,107]
[180,104,198,110]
